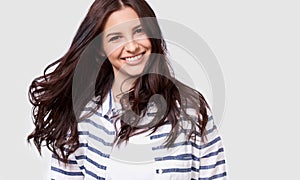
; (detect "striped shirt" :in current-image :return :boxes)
[51,90,227,179]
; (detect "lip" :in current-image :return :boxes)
[121,52,146,65]
[121,51,146,59]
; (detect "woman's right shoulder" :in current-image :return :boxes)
[78,95,101,119]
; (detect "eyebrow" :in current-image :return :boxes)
[105,24,142,38]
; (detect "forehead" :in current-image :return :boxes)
[103,7,141,33]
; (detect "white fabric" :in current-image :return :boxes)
[50,90,227,180]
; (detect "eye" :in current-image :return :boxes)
[134,27,144,34]
[109,35,121,42]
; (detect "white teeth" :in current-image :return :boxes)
[125,54,143,62]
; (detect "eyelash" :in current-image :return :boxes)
[134,27,144,34]
[108,27,145,42]
[109,36,121,42]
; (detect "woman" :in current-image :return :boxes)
[28,0,227,179]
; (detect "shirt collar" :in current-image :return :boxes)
[101,89,114,116]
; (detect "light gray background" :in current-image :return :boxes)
[1,0,299,179]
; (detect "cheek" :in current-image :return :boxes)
[141,39,152,50]
[134,36,151,49]
[103,40,125,57]
[105,46,123,60]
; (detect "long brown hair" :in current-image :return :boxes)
[27,0,210,163]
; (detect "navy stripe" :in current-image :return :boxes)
[201,148,224,159]
[52,154,77,164]
[103,114,114,123]
[79,166,105,180]
[51,166,83,176]
[79,131,113,146]
[83,107,103,116]
[150,132,169,140]
[200,136,221,149]
[80,119,115,135]
[206,126,217,135]
[199,172,227,180]
[190,160,226,173]
[191,166,198,172]
[155,153,200,161]
[146,112,156,116]
[75,155,106,170]
[109,89,112,112]
[79,143,110,158]
[82,108,114,123]
[199,160,226,170]
[157,168,192,174]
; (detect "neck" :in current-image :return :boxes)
[112,72,136,103]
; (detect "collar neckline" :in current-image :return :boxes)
[102,89,122,116]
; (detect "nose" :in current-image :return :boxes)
[124,40,139,52]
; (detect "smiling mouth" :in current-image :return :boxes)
[121,52,145,62]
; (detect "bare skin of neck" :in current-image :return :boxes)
[112,71,137,104]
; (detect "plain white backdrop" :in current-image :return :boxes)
[1,0,299,179]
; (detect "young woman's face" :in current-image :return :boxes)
[102,7,152,78]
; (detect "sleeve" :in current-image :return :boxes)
[50,153,84,180]
[198,114,228,179]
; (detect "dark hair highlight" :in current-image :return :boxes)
[27,0,210,163]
